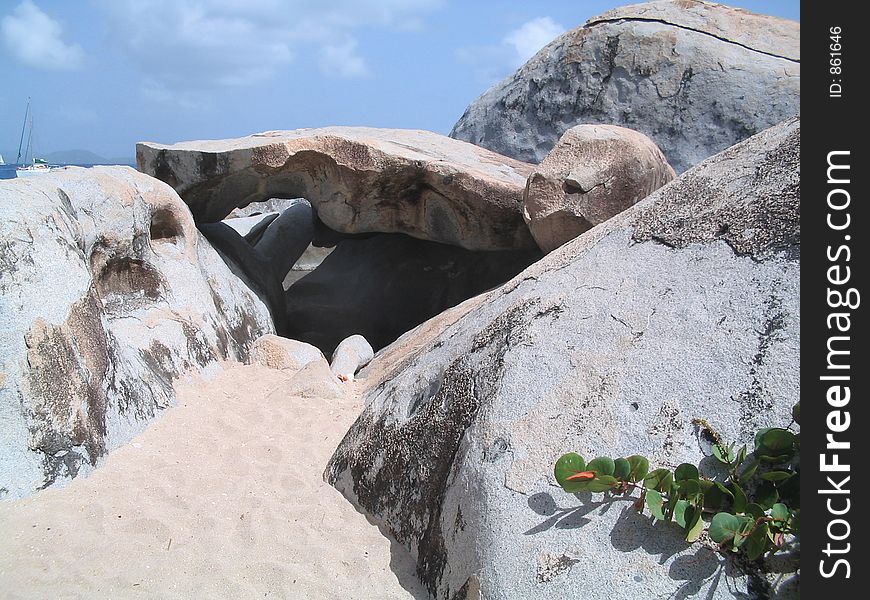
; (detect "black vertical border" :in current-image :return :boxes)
[801,3,866,597]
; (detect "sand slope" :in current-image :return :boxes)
[0,364,427,599]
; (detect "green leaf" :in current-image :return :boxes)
[713,443,735,464]
[586,475,619,493]
[757,428,796,455]
[735,445,747,467]
[685,505,705,542]
[709,512,741,543]
[646,490,665,520]
[770,503,790,522]
[792,403,800,424]
[738,458,759,486]
[675,463,699,482]
[731,482,748,514]
[613,458,631,480]
[757,452,793,465]
[554,453,588,492]
[746,522,770,561]
[777,473,800,508]
[679,478,702,497]
[755,481,779,509]
[627,455,649,482]
[732,516,755,550]
[674,499,690,528]
[745,503,766,520]
[760,471,794,482]
[644,468,674,492]
[714,482,734,500]
[586,457,616,477]
[704,483,725,510]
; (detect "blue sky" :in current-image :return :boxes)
[1,0,799,160]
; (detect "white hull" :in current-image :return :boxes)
[16,165,59,178]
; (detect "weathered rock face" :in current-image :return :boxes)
[249,334,325,373]
[137,127,538,251]
[0,167,274,499]
[326,118,800,599]
[450,0,799,174]
[285,233,542,355]
[524,124,676,252]
[330,335,375,382]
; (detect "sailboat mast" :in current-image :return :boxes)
[25,112,35,164]
[16,97,31,165]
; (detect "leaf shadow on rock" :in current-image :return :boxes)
[524,490,634,535]
[609,503,688,563]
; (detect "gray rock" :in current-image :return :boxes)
[284,233,542,355]
[222,212,279,238]
[0,167,274,499]
[136,126,539,251]
[330,335,375,382]
[450,0,799,174]
[253,199,315,279]
[326,117,800,599]
[524,124,676,251]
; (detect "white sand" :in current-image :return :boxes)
[0,364,427,599]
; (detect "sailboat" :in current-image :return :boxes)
[15,98,60,178]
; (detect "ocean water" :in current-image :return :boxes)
[0,163,135,180]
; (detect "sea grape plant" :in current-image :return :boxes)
[553,404,800,561]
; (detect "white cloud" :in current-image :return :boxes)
[1,0,84,70]
[320,39,369,79]
[95,0,441,95]
[456,16,565,86]
[503,17,564,67]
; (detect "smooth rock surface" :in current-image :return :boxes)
[249,334,325,373]
[0,167,274,499]
[524,124,676,251]
[137,127,539,251]
[451,0,799,174]
[326,118,800,599]
[330,335,375,382]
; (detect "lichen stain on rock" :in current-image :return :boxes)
[327,359,479,597]
[23,292,112,487]
[95,256,166,303]
[181,321,218,367]
[150,149,179,189]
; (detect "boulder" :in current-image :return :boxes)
[284,359,346,400]
[0,167,274,499]
[136,127,539,251]
[326,117,800,599]
[249,334,325,373]
[450,0,800,174]
[523,124,676,252]
[284,233,542,355]
[330,335,375,382]
[223,212,279,238]
[196,200,315,336]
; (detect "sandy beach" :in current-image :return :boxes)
[0,364,426,599]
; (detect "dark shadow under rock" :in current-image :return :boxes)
[284,233,543,355]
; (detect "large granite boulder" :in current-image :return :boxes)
[137,127,538,251]
[0,167,274,499]
[284,233,542,355]
[326,117,800,599]
[450,0,800,174]
[524,124,676,252]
